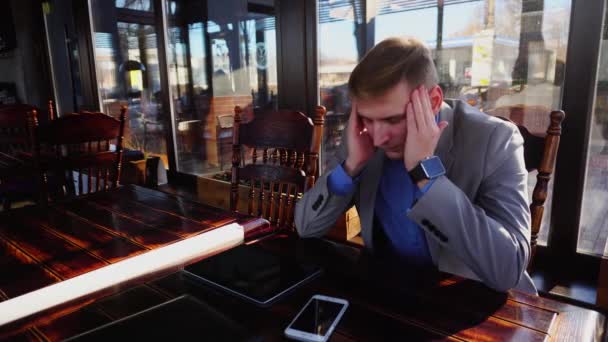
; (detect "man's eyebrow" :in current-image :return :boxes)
[383,113,406,121]
[356,112,370,120]
[357,112,405,120]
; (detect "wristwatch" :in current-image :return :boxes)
[409,156,446,183]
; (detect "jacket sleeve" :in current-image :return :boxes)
[407,123,531,292]
[295,129,357,238]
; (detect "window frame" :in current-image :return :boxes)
[548,0,606,261]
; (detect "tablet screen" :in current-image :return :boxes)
[183,243,322,306]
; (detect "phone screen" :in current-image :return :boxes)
[289,298,346,336]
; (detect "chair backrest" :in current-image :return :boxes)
[230,105,326,230]
[488,107,565,269]
[29,106,127,202]
[0,101,56,156]
[0,104,37,155]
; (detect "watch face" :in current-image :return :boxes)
[420,156,446,178]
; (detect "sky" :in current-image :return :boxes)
[319,0,572,65]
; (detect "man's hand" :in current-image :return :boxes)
[404,86,449,172]
[344,101,375,177]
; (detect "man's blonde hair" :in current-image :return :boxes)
[348,37,438,99]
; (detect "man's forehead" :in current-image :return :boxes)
[356,97,410,120]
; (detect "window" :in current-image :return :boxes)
[115,0,153,12]
[165,0,278,177]
[318,0,364,172]
[317,0,573,245]
[578,4,608,257]
[89,0,277,178]
[90,0,168,165]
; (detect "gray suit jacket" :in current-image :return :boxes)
[295,99,537,294]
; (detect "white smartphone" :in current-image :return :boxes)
[284,294,349,342]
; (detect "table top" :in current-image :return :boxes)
[0,184,266,293]
[0,186,269,329]
[0,186,605,341]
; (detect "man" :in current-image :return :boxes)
[295,37,536,294]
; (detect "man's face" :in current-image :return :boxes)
[355,81,412,160]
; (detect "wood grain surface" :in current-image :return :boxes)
[0,188,604,341]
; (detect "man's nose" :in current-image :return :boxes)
[372,124,390,147]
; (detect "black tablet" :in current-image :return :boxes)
[183,243,323,307]
[65,295,258,341]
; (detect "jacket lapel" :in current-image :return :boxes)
[435,101,456,174]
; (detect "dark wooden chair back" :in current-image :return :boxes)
[230,105,326,230]
[489,108,565,269]
[0,104,38,155]
[29,106,127,203]
[0,101,56,156]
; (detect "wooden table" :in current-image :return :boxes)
[0,185,270,337]
[0,187,605,341]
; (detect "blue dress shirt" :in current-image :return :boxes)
[328,159,435,267]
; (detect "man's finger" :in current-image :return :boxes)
[406,102,416,132]
[412,87,427,131]
[421,85,436,128]
[438,121,449,134]
[349,101,359,132]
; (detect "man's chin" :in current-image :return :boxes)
[383,150,403,160]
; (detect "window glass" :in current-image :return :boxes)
[578,4,608,256]
[318,0,363,172]
[91,1,167,165]
[375,6,438,43]
[166,0,278,176]
[318,0,573,245]
[115,0,153,12]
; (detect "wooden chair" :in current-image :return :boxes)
[230,105,326,230]
[0,100,55,124]
[0,104,36,156]
[488,107,565,270]
[29,106,127,204]
[0,102,54,210]
[0,101,56,156]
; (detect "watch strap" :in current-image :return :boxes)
[409,163,427,183]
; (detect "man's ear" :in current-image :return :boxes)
[429,85,444,114]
